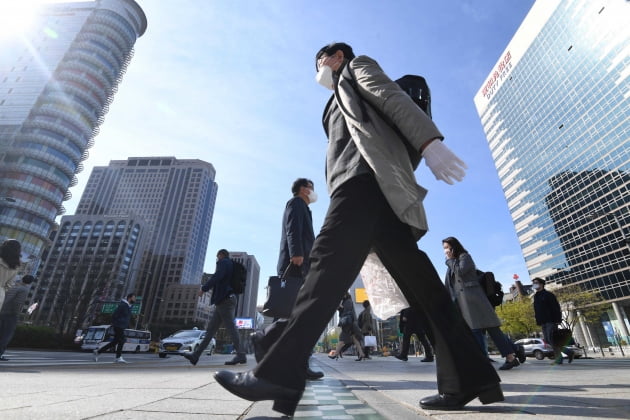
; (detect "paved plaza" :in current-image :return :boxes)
[0,350,629,419]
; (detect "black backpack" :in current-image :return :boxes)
[230,260,247,294]
[395,75,432,119]
[476,270,504,307]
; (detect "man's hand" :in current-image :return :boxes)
[290,256,304,266]
[421,140,467,184]
[198,289,204,297]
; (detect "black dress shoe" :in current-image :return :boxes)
[420,383,504,410]
[183,353,198,366]
[516,345,526,364]
[250,331,266,363]
[395,354,408,361]
[305,367,324,380]
[498,358,520,370]
[214,370,303,416]
[421,356,434,362]
[225,355,247,365]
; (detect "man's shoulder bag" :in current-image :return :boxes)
[262,264,304,319]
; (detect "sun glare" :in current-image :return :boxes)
[0,1,45,41]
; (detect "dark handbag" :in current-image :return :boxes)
[552,328,572,346]
[262,264,304,319]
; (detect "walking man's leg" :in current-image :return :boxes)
[185,305,223,365]
[371,202,501,407]
[220,295,246,365]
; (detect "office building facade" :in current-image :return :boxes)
[0,0,146,260]
[74,157,218,328]
[31,213,146,333]
[474,0,629,347]
[229,252,260,322]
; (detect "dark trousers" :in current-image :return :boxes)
[193,295,242,359]
[400,328,433,359]
[254,175,499,393]
[0,314,18,355]
[472,327,515,357]
[98,326,125,358]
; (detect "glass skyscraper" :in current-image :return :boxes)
[474,0,629,345]
[0,0,146,260]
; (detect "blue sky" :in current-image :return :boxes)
[48,0,537,303]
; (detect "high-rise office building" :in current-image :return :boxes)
[224,251,260,321]
[74,157,218,327]
[31,213,147,333]
[0,0,146,260]
[474,0,629,346]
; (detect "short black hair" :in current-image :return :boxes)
[291,178,313,196]
[362,300,370,308]
[315,42,355,70]
[532,277,546,286]
[21,275,35,284]
[126,293,136,300]
[0,239,21,269]
[217,249,229,258]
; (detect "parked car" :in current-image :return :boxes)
[514,338,554,360]
[563,344,585,359]
[158,328,215,358]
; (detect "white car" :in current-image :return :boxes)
[158,328,215,358]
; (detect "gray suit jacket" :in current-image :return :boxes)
[331,55,444,239]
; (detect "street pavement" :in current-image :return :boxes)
[0,349,629,419]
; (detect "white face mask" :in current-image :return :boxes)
[315,65,334,90]
[307,189,318,204]
[533,283,541,291]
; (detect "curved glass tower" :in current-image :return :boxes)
[0,0,147,260]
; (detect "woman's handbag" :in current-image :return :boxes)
[364,335,377,348]
[262,264,304,319]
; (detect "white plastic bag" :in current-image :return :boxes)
[360,252,409,319]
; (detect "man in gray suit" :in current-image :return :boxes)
[216,42,501,416]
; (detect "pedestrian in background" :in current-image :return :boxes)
[93,293,136,363]
[0,239,22,309]
[443,237,523,370]
[395,307,434,362]
[357,300,375,359]
[0,274,35,361]
[215,42,501,416]
[250,178,323,380]
[184,249,246,366]
[329,292,365,361]
[532,277,574,364]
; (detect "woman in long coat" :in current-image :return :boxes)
[443,236,521,370]
[0,239,22,309]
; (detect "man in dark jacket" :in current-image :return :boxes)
[532,278,574,364]
[277,178,316,278]
[251,178,323,379]
[184,249,246,366]
[216,42,500,416]
[0,275,35,361]
[395,307,434,363]
[94,293,136,363]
